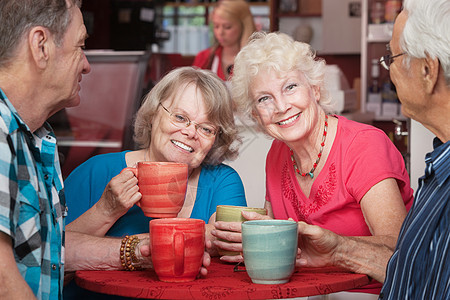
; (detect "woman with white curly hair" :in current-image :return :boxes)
[213,32,414,298]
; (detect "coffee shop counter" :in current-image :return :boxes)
[75,258,369,299]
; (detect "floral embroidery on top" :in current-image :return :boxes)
[281,162,337,221]
[315,163,337,205]
[281,161,308,221]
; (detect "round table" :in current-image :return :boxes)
[75,258,370,299]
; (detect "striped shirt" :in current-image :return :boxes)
[380,138,449,299]
[0,89,66,300]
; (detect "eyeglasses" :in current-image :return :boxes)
[380,44,406,71]
[159,103,220,138]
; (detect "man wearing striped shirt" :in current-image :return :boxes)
[379,0,449,298]
[0,0,90,298]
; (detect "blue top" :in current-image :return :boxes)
[64,151,247,236]
[380,138,449,299]
[63,151,246,299]
[0,89,65,299]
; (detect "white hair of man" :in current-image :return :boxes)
[402,0,450,85]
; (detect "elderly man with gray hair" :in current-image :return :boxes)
[379,0,449,298]
[0,0,90,299]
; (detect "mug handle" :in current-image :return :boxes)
[121,166,138,177]
[120,167,141,208]
[174,232,185,276]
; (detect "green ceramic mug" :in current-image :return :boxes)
[215,205,267,256]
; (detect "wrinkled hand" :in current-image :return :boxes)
[211,211,270,263]
[135,235,153,269]
[98,170,141,220]
[295,221,340,268]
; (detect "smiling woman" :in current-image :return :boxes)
[212,32,416,298]
[144,84,219,169]
[63,67,247,299]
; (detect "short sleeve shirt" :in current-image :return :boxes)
[266,116,413,233]
[265,116,414,294]
[0,89,65,299]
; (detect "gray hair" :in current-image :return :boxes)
[0,0,81,68]
[231,31,334,122]
[402,0,450,85]
[133,67,240,165]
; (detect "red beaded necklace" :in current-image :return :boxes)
[290,115,328,179]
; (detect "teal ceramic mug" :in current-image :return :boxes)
[242,219,298,284]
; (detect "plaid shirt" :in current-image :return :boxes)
[0,89,66,300]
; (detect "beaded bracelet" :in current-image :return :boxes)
[120,235,142,271]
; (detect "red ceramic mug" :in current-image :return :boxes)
[149,218,205,282]
[123,161,188,218]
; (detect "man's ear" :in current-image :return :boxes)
[28,26,51,69]
[422,55,440,95]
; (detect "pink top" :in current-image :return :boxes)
[192,46,226,80]
[265,116,414,294]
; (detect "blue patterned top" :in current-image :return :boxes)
[380,138,449,299]
[0,89,65,299]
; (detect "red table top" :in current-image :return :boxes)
[75,258,369,299]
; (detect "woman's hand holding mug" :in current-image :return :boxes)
[212,210,271,263]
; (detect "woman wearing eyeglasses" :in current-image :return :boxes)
[63,67,245,298]
[213,32,414,298]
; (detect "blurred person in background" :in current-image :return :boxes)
[192,0,256,81]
